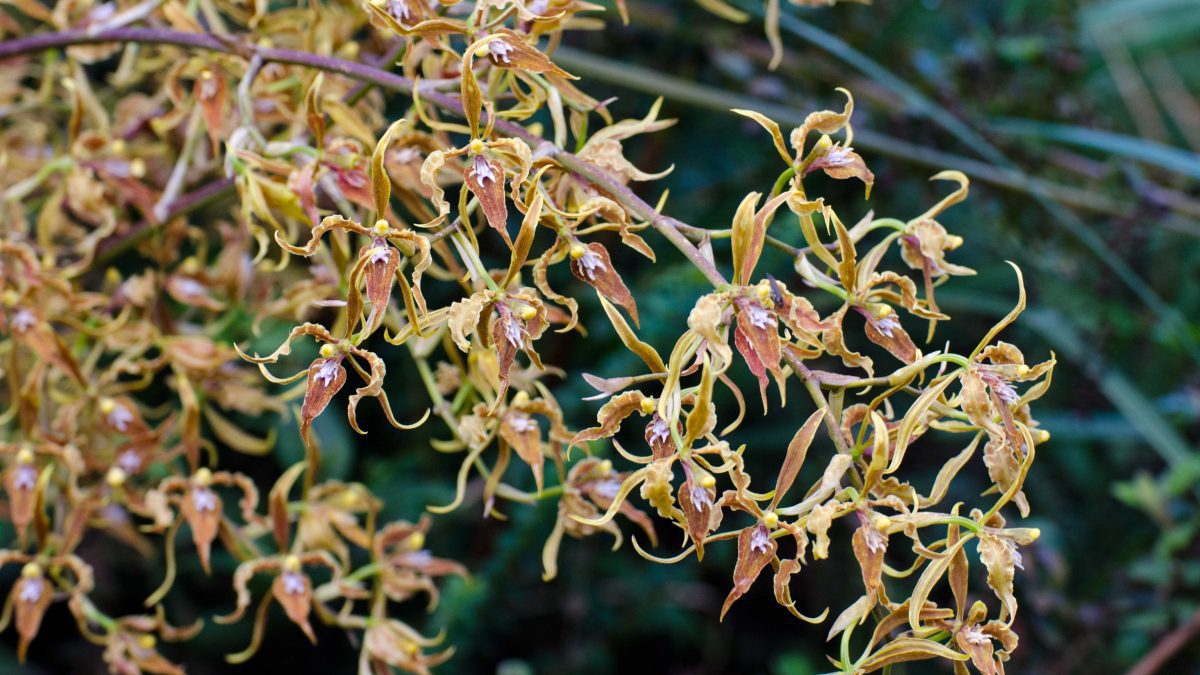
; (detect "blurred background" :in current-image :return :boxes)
[8,0,1200,672]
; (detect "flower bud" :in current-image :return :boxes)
[597,459,613,475]
[754,283,772,304]
[568,243,587,260]
[699,473,716,490]
[16,447,34,465]
[99,398,117,415]
[639,397,657,415]
[180,257,201,274]
[106,467,127,488]
[763,511,779,529]
[373,219,390,236]
[129,158,146,179]
[319,343,338,359]
[20,563,41,579]
[194,467,213,487]
[516,304,537,321]
[871,514,891,532]
[283,555,302,573]
[407,531,426,551]
[468,139,486,156]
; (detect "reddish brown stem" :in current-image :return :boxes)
[1127,605,1200,675]
[2,27,727,284]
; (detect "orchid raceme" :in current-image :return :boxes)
[0,0,1050,671]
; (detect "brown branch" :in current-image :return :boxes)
[1127,605,1200,675]
[4,27,730,284]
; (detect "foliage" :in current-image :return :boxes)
[8,0,1193,673]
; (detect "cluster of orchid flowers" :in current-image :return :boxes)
[0,0,1049,672]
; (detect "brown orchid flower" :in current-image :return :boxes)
[296,481,381,569]
[2,446,44,547]
[94,610,202,675]
[447,287,553,403]
[0,553,94,662]
[541,457,658,581]
[217,551,342,662]
[136,467,262,600]
[735,88,874,197]
[359,617,456,675]
[420,134,533,244]
[370,517,469,610]
[275,214,433,338]
[238,323,430,485]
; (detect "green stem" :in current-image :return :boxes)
[770,167,796,198]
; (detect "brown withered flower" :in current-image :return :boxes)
[217,551,341,662]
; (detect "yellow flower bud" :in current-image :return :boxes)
[569,243,587,260]
[373,219,390,236]
[194,467,213,487]
[512,390,531,407]
[283,555,302,573]
[137,634,157,650]
[106,467,127,488]
[21,562,41,579]
[1015,364,1030,378]
[16,447,34,465]
[875,303,893,318]
[872,514,892,532]
[763,511,779,529]
[319,343,338,359]
[699,473,716,490]
[2,290,19,306]
[473,44,491,59]
[598,459,613,475]
[468,139,486,156]
[755,284,771,303]
[110,139,127,155]
[180,257,201,274]
[407,531,426,551]
[99,397,117,415]
[129,158,146,179]
[516,304,537,321]
[639,397,657,415]
[945,234,964,249]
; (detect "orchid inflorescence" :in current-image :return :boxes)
[0,0,1050,672]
